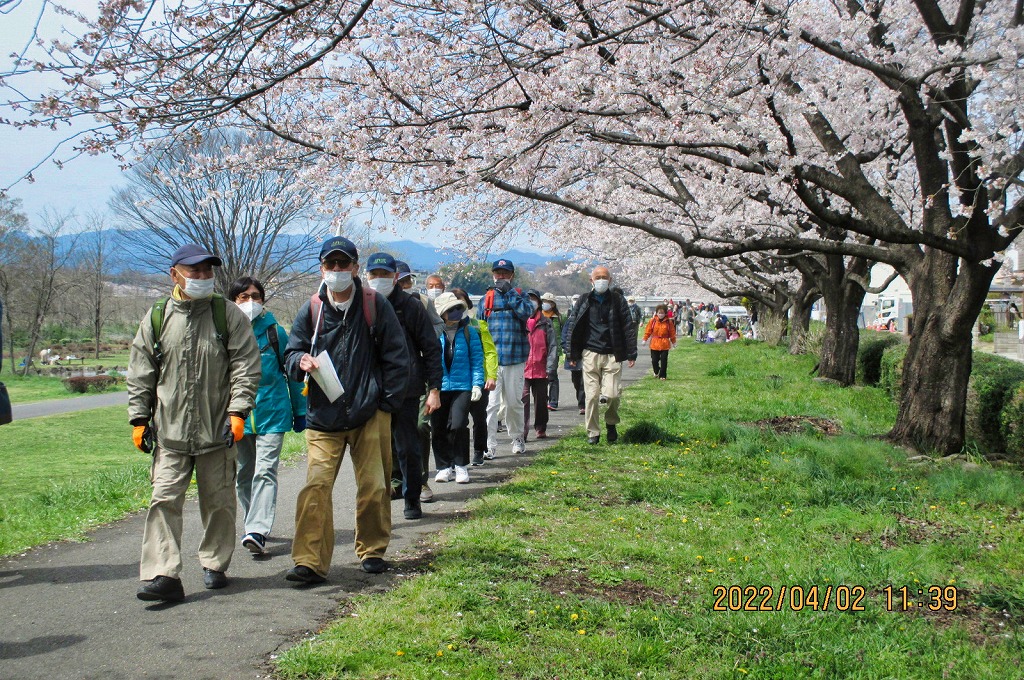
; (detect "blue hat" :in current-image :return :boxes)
[171,243,222,267]
[526,288,541,300]
[319,236,358,262]
[365,252,397,273]
[492,258,515,272]
[395,260,414,280]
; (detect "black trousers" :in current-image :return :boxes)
[391,396,422,502]
[523,377,549,437]
[469,390,488,454]
[651,349,669,379]
[431,390,471,469]
[570,369,585,409]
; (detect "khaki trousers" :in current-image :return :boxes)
[292,410,392,576]
[140,446,237,581]
[582,349,623,439]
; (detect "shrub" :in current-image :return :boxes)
[967,353,1024,454]
[857,331,904,386]
[1000,385,1024,463]
[878,343,908,398]
[62,375,115,394]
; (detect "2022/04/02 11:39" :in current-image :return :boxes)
[711,585,959,612]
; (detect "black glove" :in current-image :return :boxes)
[293,415,306,433]
[495,279,512,294]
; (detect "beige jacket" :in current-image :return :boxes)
[128,290,261,455]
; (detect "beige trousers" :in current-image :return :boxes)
[140,446,237,581]
[582,349,623,439]
[292,410,392,576]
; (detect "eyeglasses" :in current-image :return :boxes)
[236,292,263,302]
[322,258,354,271]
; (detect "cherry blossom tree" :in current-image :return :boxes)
[6,0,1024,453]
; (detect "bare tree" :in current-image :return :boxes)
[74,216,115,359]
[0,196,29,373]
[109,131,328,294]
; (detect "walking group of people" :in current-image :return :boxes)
[126,240,640,602]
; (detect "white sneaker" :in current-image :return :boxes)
[512,437,526,455]
[483,448,496,460]
[434,467,454,483]
[454,465,470,484]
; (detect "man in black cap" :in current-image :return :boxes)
[128,243,261,602]
[283,236,409,580]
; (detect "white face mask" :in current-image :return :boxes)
[593,279,610,294]
[323,270,354,293]
[177,271,215,299]
[368,277,395,297]
[427,288,443,300]
[542,302,554,312]
[237,300,263,321]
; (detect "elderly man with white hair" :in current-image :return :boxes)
[563,266,637,445]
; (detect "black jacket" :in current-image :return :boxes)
[387,287,443,400]
[285,278,410,432]
[564,288,638,364]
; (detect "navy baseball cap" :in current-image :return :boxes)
[319,236,358,262]
[492,258,515,272]
[395,260,414,280]
[526,288,541,300]
[171,243,222,267]
[365,252,397,273]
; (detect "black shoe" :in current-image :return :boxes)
[241,532,266,555]
[361,557,387,574]
[137,575,185,602]
[599,395,609,405]
[286,565,326,584]
[607,425,618,443]
[588,436,600,445]
[203,568,228,589]
[390,485,402,500]
[404,498,422,520]
[471,451,484,466]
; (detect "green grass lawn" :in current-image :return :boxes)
[276,341,1024,679]
[0,406,308,556]
[2,372,127,404]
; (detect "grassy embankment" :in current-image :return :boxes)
[0,406,307,556]
[277,340,1024,679]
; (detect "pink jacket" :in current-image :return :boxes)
[524,314,555,379]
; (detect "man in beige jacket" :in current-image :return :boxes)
[128,244,261,602]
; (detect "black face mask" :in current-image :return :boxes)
[446,309,464,323]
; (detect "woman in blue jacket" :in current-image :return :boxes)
[229,277,306,555]
[431,292,484,485]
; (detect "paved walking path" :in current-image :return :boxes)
[11,391,129,420]
[0,352,649,680]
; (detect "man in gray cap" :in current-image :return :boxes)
[128,243,261,602]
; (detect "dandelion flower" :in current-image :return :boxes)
[396,651,405,656]
[578,629,586,635]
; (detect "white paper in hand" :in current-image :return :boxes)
[309,350,345,403]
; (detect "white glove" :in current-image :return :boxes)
[471,386,483,402]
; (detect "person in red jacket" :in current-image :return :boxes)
[642,304,678,380]
[522,290,556,439]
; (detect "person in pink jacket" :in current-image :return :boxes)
[522,290,557,440]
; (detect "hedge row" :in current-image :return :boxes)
[856,330,904,386]
[872,340,1024,460]
[62,375,117,393]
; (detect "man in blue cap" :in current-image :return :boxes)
[364,252,442,520]
[480,258,533,458]
[128,243,261,602]
[283,236,409,580]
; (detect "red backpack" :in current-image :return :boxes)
[309,287,377,338]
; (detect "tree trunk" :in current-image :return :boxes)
[888,257,997,454]
[788,298,813,354]
[817,280,865,385]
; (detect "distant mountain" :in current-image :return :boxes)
[57,231,566,274]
